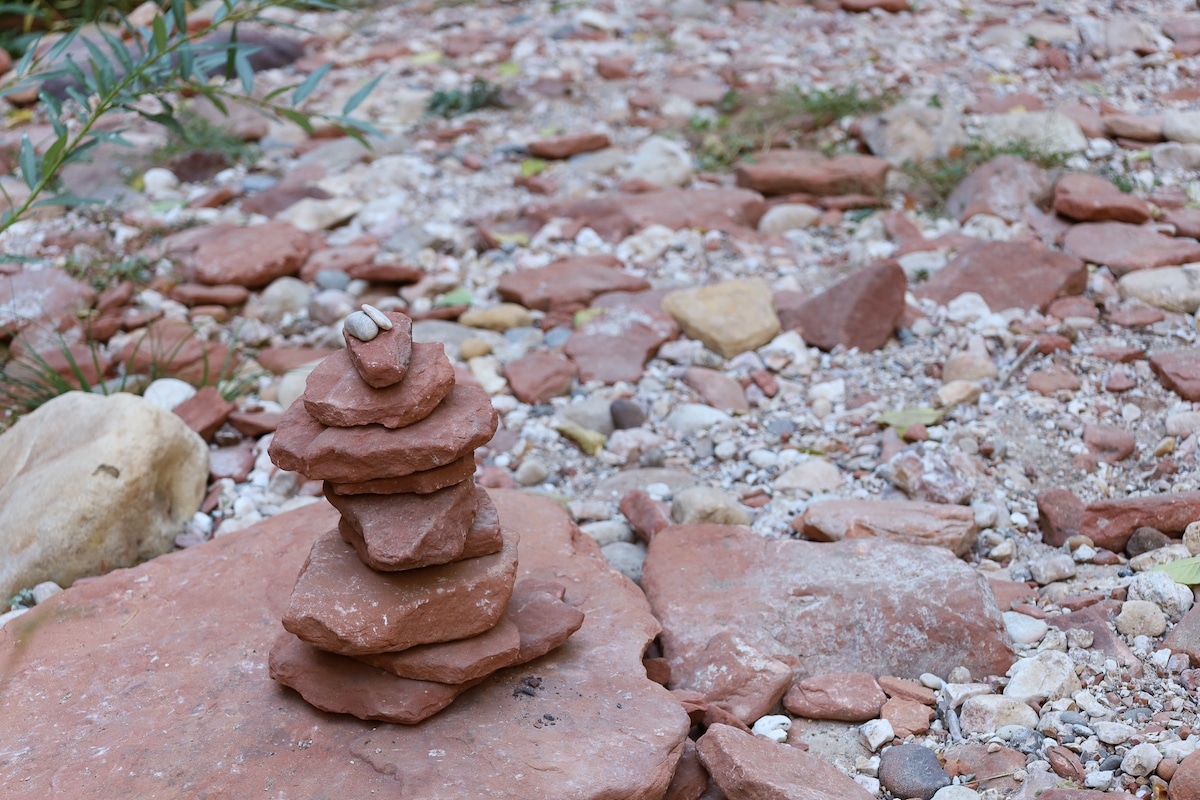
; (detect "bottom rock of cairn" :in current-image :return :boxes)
[266,306,584,723]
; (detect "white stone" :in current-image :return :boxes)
[751,714,791,743]
[579,520,635,547]
[937,380,982,409]
[1115,600,1166,637]
[1004,651,1081,704]
[1084,770,1113,790]
[1003,612,1048,645]
[859,719,894,751]
[514,459,549,487]
[758,330,815,376]
[670,485,750,526]
[1118,266,1200,314]
[1186,521,1200,556]
[468,356,507,395]
[920,673,945,690]
[360,303,393,330]
[1128,570,1194,621]
[142,378,197,411]
[942,682,991,710]
[600,541,647,583]
[277,196,363,232]
[1120,742,1162,777]
[0,607,28,629]
[809,379,845,404]
[1167,412,1200,438]
[758,203,822,234]
[959,695,1038,734]
[31,580,62,605]
[663,403,732,436]
[977,111,1088,155]
[946,292,992,324]
[854,775,881,795]
[1164,111,1200,145]
[1029,554,1075,585]
[143,167,180,195]
[1130,543,1191,572]
[626,136,693,188]
[1091,721,1135,744]
[931,787,982,800]
[773,459,842,493]
[259,276,311,324]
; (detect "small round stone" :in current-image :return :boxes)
[514,458,550,486]
[1115,600,1166,638]
[361,303,393,330]
[610,398,648,430]
[878,743,951,800]
[343,310,380,341]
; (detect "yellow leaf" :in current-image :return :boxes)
[408,51,444,65]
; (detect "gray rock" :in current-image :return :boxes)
[601,541,648,583]
[1151,141,1200,170]
[0,392,208,599]
[878,744,952,800]
[860,103,967,165]
[1118,265,1200,314]
[580,520,636,547]
[557,396,616,437]
[610,398,647,429]
[977,111,1087,155]
[514,458,550,487]
[342,310,380,341]
[1164,111,1200,145]
[626,136,693,188]
[260,276,311,324]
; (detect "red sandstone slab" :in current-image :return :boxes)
[325,455,476,496]
[343,311,414,389]
[328,480,481,570]
[0,491,690,798]
[283,525,518,656]
[270,383,498,482]
[305,342,454,429]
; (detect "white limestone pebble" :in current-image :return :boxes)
[859,719,894,752]
[1120,742,1162,777]
[1115,600,1166,637]
[750,714,791,743]
[143,378,197,411]
[343,310,380,341]
[31,581,63,605]
[1003,651,1080,703]
[1003,611,1048,645]
[361,303,393,330]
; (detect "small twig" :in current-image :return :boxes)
[120,609,139,628]
[998,344,1038,389]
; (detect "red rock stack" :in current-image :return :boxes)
[265,305,584,724]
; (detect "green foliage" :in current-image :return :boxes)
[898,138,1071,208]
[151,107,257,165]
[425,78,503,119]
[64,253,151,292]
[877,407,944,436]
[1152,556,1200,585]
[8,587,33,609]
[0,0,379,240]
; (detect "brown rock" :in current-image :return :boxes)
[1046,744,1088,784]
[345,262,426,284]
[1081,491,1200,552]
[1054,601,1141,671]
[1108,306,1165,327]
[504,354,577,404]
[1027,364,1081,394]
[1161,207,1200,239]
[795,498,978,557]
[1152,349,1200,401]
[643,526,1014,719]
[1053,173,1152,224]
[327,480,481,571]
[1047,295,1099,321]
[325,455,477,496]
[1171,754,1200,800]
[877,675,936,705]
[168,282,251,307]
[172,385,235,442]
[303,343,453,429]
[240,183,331,217]
[283,523,518,656]
[0,491,688,798]
[1083,423,1136,463]
[227,410,280,436]
[683,367,749,413]
[194,222,314,287]
[527,132,611,160]
[270,383,498,483]
[943,743,1028,792]
[116,319,235,385]
[736,151,889,197]
[209,440,255,482]
[620,490,672,543]
[944,155,1052,223]
[357,578,583,684]
[697,724,875,800]
[782,672,886,722]
[256,345,337,373]
[0,268,96,336]
[1037,489,1084,547]
[496,254,648,311]
[565,305,679,384]
[841,0,910,11]
[1064,222,1200,276]
[916,240,1087,313]
[664,740,709,800]
[1164,605,1200,667]
[342,311,414,389]
[789,260,906,351]
[882,697,934,737]
[596,56,635,80]
[1103,114,1164,141]
[299,245,379,282]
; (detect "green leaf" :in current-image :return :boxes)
[520,158,547,177]
[276,107,315,134]
[132,109,187,140]
[151,15,169,53]
[170,0,188,34]
[293,62,332,105]
[1152,556,1200,585]
[18,134,39,190]
[99,30,136,77]
[42,133,69,170]
[234,48,255,94]
[876,407,944,436]
[435,288,473,307]
[30,194,103,208]
[342,74,382,116]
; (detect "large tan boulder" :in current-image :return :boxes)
[0,391,208,598]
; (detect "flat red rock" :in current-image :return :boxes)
[1151,349,1200,401]
[343,311,413,389]
[328,480,481,570]
[736,151,889,197]
[194,221,314,287]
[270,383,498,482]
[303,342,454,429]
[324,454,477,496]
[283,525,518,655]
[789,259,906,352]
[1063,222,1200,276]
[915,240,1087,312]
[496,254,648,311]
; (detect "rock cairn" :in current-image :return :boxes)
[266,305,584,723]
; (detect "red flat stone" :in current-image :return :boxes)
[343,311,413,389]
[270,383,498,483]
[282,524,518,656]
[328,480,481,571]
[304,342,453,429]
[324,455,476,496]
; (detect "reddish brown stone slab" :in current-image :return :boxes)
[943,744,1027,793]
[496,255,648,311]
[527,132,611,160]
[789,259,906,352]
[1080,491,1200,552]
[304,343,453,429]
[325,455,476,496]
[642,525,1013,719]
[299,245,378,282]
[564,305,679,384]
[169,282,251,307]
[736,151,888,197]
[1163,603,1200,667]
[1037,488,1084,547]
[1161,207,1200,239]
[172,385,235,442]
[683,367,749,413]
[504,354,577,404]
[194,221,314,287]
[241,183,330,217]
[697,724,875,800]
[346,262,425,284]
[343,311,413,389]
[255,345,336,373]
[783,672,886,722]
[358,612,522,683]
[944,155,1051,223]
[795,498,977,557]
[1063,222,1200,276]
[915,240,1087,312]
[227,409,282,436]
[284,524,517,656]
[878,675,936,704]
[270,383,498,483]
[1053,174,1152,224]
[1151,349,1200,401]
[457,487,504,559]
[269,631,485,723]
[327,479,480,571]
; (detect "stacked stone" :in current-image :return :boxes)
[266,305,584,724]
